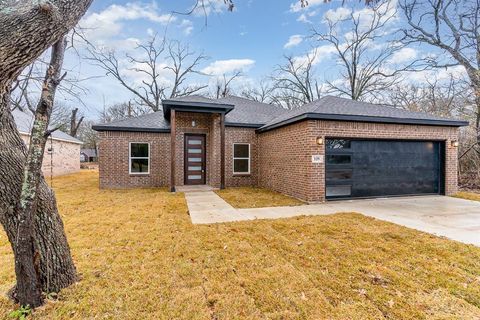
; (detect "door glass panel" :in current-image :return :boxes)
[188,166,202,171]
[188,140,201,145]
[326,169,352,180]
[188,175,202,180]
[326,155,351,164]
[189,157,202,162]
[326,185,351,197]
[188,149,202,153]
[326,139,351,149]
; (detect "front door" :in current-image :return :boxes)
[184,135,206,185]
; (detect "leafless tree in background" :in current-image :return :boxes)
[87,36,208,112]
[214,71,242,98]
[399,0,480,148]
[100,101,150,123]
[388,75,473,119]
[240,79,276,103]
[313,1,421,101]
[272,52,324,108]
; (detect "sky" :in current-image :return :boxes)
[56,0,465,120]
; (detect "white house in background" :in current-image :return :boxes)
[13,108,83,177]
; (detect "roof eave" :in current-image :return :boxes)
[92,125,170,133]
[225,122,264,128]
[162,100,235,118]
[257,113,469,133]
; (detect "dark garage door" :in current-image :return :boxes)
[325,139,444,199]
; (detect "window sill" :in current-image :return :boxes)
[129,173,150,176]
[233,173,251,177]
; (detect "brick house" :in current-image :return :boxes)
[14,108,82,177]
[92,95,467,202]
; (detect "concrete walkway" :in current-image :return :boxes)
[185,191,480,246]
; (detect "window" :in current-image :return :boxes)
[326,185,352,197]
[326,139,351,149]
[129,143,150,174]
[233,143,250,174]
[326,169,353,180]
[326,155,351,165]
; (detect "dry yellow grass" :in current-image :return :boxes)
[454,191,480,202]
[215,187,304,208]
[1,170,480,319]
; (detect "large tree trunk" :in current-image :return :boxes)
[0,91,77,303]
[0,0,93,305]
[14,38,69,307]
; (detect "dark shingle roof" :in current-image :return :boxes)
[259,95,468,131]
[13,109,83,144]
[93,95,282,131]
[218,96,286,127]
[92,111,170,132]
[92,95,468,133]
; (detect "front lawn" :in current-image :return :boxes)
[215,187,304,208]
[1,170,479,319]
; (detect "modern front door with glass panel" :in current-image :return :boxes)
[184,134,206,185]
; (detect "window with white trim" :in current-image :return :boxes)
[233,143,250,174]
[129,142,150,174]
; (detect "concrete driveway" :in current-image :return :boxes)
[186,192,480,246]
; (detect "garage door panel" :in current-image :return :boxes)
[326,139,443,199]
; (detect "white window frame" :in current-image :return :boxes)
[129,142,150,175]
[233,143,251,175]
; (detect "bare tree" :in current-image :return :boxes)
[388,75,473,119]
[400,0,480,146]
[240,80,276,103]
[214,71,242,98]
[312,1,421,101]
[77,119,99,150]
[10,56,87,114]
[100,101,150,123]
[272,52,324,108]
[69,107,84,137]
[87,36,208,112]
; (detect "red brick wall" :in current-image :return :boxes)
[98,116,460,200]
[98,131,170,188]
[257,120,459,202]
[257,121,315,201]
[225,127,258,187]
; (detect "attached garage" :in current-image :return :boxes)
[325,139,445,199]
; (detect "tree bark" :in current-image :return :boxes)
[0,0,93,306]
[70,108,84,138]
[13,38,68,307]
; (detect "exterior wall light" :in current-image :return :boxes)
[316,137,324,145]
[451,140,459,147]
[192,120,196,127]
